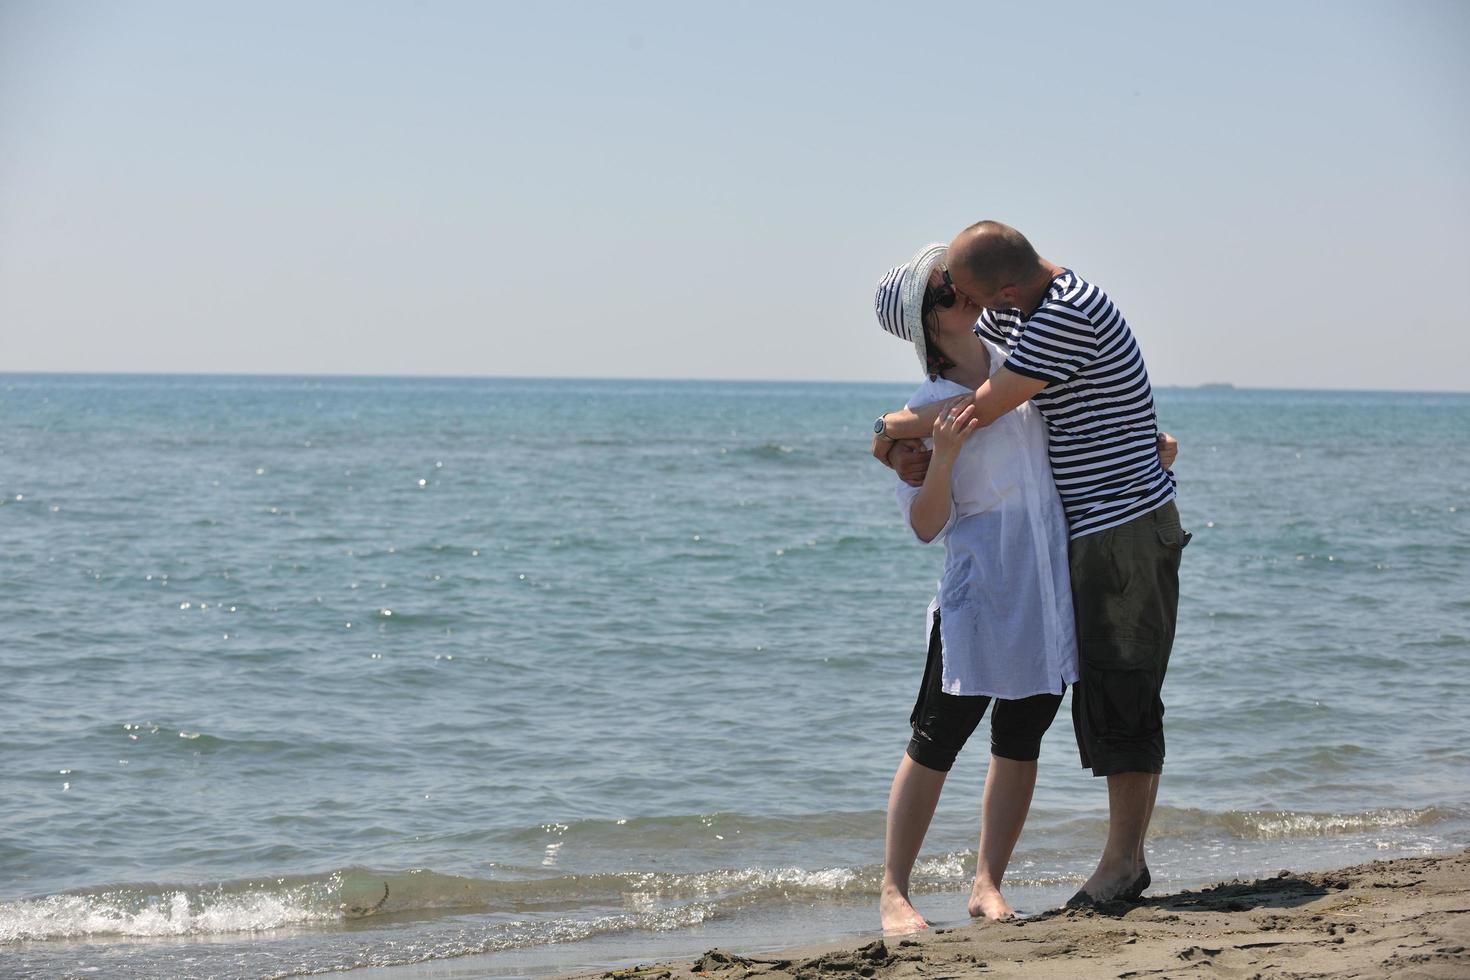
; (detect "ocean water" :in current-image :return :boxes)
[2,374,1467,979]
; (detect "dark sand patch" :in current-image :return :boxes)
[577,850,1470,980]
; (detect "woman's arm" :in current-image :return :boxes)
[906,453,957,543]
[906,401,981,543]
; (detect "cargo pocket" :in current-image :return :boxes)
[1078,637,1165,744]
[1153,524,1189,582]
[1156,524,1191,551]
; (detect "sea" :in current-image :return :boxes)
[3,374,1467,979]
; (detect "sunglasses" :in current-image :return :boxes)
[923,270,956,314]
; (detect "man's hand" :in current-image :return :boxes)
[1158,431,1178,469]
[871,427,895,465]
[889,438,931,487]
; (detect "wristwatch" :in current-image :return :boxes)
[873,417,892,440]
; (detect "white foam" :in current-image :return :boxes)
[634,864,865,901]
[0,886,340,943]
[1232,807,1438,840]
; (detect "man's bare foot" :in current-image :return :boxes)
[1070,857,1141,906]
[967,879,1015,920]
[880,884,930,935]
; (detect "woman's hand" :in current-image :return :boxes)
[932,401,980,461]
[1157,431,1178,469]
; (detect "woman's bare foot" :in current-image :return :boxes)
[967,878,1015,920]
[880,884,930,935]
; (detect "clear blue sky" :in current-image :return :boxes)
[2,0,1466,389]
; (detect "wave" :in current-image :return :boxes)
[0,876,344,943]
[4,805,1456,944]
[729,443,801,461]
[511,805,1457,853]
[1219,806,1449,840]
[0,863,874,945]
[505,809,882,848]
[1133,804,1452,841]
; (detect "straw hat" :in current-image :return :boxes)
[873,242,947,375]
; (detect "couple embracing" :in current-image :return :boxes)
[870,221,1189,932]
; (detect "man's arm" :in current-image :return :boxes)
[881,402,1179,489]
[967,367,1049,425]
[872,367,1048,461]
[874,397,961,443]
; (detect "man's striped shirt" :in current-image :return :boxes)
[977,269,1175,539]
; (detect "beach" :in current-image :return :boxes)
[6,0,1470,971]
[3,377,1468,977]
[555,850,1470,980]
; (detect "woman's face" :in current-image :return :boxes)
[925,266,983,341]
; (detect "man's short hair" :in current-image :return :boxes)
[954,221,1040,290]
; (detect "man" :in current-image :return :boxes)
[872,220,1188,904]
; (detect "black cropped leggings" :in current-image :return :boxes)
[906,609,1064,772]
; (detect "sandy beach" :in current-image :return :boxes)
[572,850,1469,980]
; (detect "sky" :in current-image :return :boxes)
[1,0,1467,390]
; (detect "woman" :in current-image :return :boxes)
[872,243,1176,932]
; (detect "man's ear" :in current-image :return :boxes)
[997,284,1020,307]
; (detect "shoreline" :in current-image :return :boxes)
[547,850,1470,980]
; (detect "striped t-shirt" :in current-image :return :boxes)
[977,269,1175,539]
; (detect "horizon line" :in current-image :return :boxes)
[1,369,1466,397]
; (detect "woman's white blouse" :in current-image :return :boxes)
[895,339,1080,699]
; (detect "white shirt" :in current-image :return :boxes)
[895,339,1080,699]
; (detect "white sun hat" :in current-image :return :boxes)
[873,242,948,376]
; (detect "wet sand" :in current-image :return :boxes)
[575,850,1470,980]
